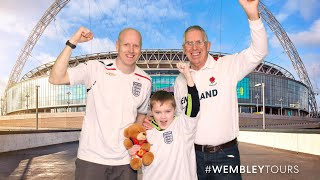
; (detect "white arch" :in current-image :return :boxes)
[259,2,318,117]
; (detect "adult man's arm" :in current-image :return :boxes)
[239,0,267,59]
[136,113,147,125]
[49,27,93,85]
[138,81,152,126]
[233,0,268,81]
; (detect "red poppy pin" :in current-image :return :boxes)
[209,76,217,86]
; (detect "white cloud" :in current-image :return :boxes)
[79,37,116,54]
[269,34,282,49]
[33,53,57,65]
[135,0,185,21]
[275,13,289,23]
[304,59,320,102]
[42,19,74,41]
[0,0,53,36]
[295,0,320,20]
[54,0,186,51]
[63,0,119,20]
[65,0,186,27]
[281,53,320,104]
[288,19,320,47]
[275,0,320,22]
[301,53,320,80]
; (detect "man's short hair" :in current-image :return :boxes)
[150,90,176,110]
[118,28,142,46]
[183,25,208,44]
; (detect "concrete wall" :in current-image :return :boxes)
[1,129,319,156]
[0,112,84,129]
[239,114,320,128]
[238,130,320,156]
[0,131,80,153]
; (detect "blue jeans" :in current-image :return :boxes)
[196,143,242,180]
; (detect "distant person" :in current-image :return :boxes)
[49,27,151,180]
[174,0,268,179]
[130,62,200,180]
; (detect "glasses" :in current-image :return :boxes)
[184,40,207,48]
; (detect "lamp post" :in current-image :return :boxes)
[278,98,283,116]
[254,94,260,113]
[25,94,30,113]
[0,97,3,116]
[255,83,265,129]
[66,92,71,112]
[36,85,40,130]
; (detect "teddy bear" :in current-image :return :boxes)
[123,123,154,170]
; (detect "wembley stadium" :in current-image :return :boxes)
[0,0,318,118]
[3,50,309,117]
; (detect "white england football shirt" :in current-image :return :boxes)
[142,114,198,180]
[68,59,151,165]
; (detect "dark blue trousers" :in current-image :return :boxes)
[196,143,242,180]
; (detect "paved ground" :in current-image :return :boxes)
[240,143,320,180]
[0,142,319,180]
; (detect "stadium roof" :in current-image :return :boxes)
[21,49,294,81]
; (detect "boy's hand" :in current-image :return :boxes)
[177,62,191,77]
[142,115,153,130]
[128,145,140,156]
[177,62,194,87]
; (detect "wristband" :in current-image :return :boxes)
[66,40,76,49]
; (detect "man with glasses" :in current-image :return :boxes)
[174,0,268,179]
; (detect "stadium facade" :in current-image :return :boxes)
[3,50,309,117]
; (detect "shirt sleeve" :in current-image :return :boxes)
[174,75,184,115]
[181,112,200,139]
[67,62,90,87]
[184,85,200,117]
[233,18,268,81]
[138,81,152,114]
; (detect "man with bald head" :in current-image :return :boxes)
[49,27,151,179]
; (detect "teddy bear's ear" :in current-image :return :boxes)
[139,125,146,132]
[124,128,129,138]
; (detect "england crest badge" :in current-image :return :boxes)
[163,131,173,144]
[132,81,142,97]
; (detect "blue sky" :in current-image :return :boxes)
[0,0,320,109]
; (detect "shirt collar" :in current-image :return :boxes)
[113,59,138,75]
[190,54,217,72]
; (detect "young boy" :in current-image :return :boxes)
[129,62,200,180]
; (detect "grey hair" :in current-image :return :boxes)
[183,25,208,44]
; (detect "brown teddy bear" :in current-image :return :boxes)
[123,123,154,170]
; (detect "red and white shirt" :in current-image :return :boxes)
[68,59,151,165]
